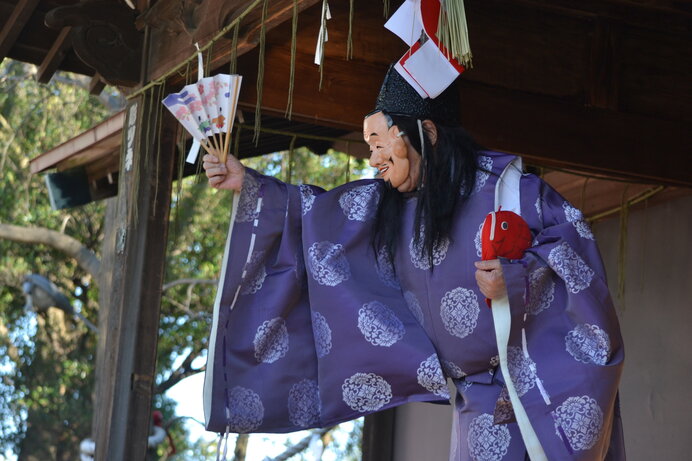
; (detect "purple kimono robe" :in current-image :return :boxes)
[203,151,624,460]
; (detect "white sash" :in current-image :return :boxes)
[491,158,548,461]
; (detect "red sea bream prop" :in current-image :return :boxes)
[481,209,532,307]
[481,209,532,262]
[162,74,242,164]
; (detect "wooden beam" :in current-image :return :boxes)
[458,82,691,187]
[36,27,73,83]
[586,18,620,110]
[362,409,396,461]
[123,112,175,458]
[506,0,692,34]
[89,73,106,95]
[235,43,691,187]
[93,93,176,461]
[0,0,41,62]
[93,196,122,461]
[29,111,125,174]
[220,0,692,186]
[144,0,321,83]
[155,0,691,129]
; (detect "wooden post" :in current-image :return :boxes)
[93,91,176,460]
[362,409,396,461]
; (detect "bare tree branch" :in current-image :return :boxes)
[155,349,206,395]
[233,434,248,461]
[162,278,218,291]
[0,223,101,277]
[269,428,333,461]
[162,294,191,314]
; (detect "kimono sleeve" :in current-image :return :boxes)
[203,169,325,433]
[499,174,625,459]
[203,170,449,435]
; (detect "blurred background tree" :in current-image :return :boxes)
[0,59,112,461]
[0,58,369,460]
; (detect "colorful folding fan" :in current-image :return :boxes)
[162,74,242,164]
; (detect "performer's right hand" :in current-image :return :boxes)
[203,153,245,192]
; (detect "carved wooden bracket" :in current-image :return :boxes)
[134,0,256,43]
[45,0,143,86]
[135,0,205,37]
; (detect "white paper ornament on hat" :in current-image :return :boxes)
[385,0,471,99]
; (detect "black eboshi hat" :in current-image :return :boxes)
[372,64,460,124]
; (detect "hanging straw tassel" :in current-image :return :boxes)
[286,136,297,184]
[580,177,590,211]
[316,0,330,91]
[437,0,473,68]
[286,0,298,119]
[230,23,240,75]
[254,0,269,145]
[153,83,165,214]
[234,124,243,159]
[617,186,629,306]
[345,146,351,183]
[346,0,354,60]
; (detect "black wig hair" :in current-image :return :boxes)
[371,112,484,268]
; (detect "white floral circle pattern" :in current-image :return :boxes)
[300,184,316,216]
[253,317,289,363]
[526,266,555,315]
[311,311,332,358]
[241,250,266,295]
[409,230,450,270]
[474,155,493,194]
[236,173,260,223]
[493,386,515,424]
[417,355,450,398]
[442,360,466,379]
[563,202,595,240]
[554,395,603,451]
[535,196,543,222]
[467,413,511,461]
[548,242,595,293]
[440,287,480,339]
[228,386,264,432]
[342,373,392,412]
[358,301,405,347]
[565,323,611,365]
[376,247,400,289]
[288,379,320,427]
[338,183,380,221]
[308,241,350,286]
[403,291,424,326]
[474,220,485,258]
[507,346,536,397]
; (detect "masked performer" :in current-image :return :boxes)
[201,67,624,460]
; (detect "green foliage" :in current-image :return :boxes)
[0,60,111,460]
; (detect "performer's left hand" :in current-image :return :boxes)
[474,259,507,299]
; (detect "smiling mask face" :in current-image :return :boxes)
[363,111,420,193]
